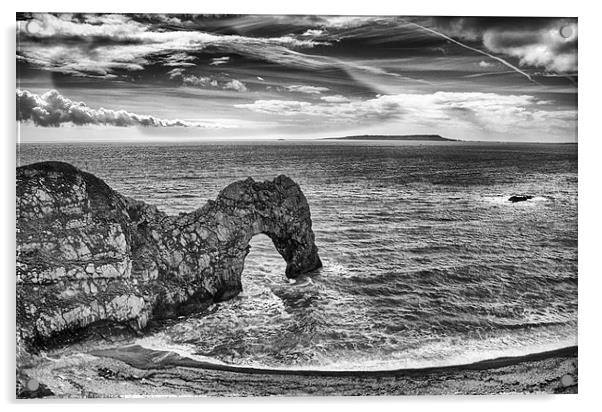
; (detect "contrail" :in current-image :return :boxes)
[406,21,539,84]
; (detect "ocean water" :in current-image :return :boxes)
[19,141,578,371]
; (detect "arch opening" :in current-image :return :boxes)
[243,233,288,290]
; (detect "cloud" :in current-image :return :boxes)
[236,96,400,121]
[163,52,197,67]
[320,95,351,103]
[425,17,577,73]
[167,67,185,79]
[478,60,493,68]
[301,29,325,37]
[17,14,328,77]
[235,91,576,134]
[223,79,248,92]
[182,75,219,88]
[209,56,230,66]
[17,14,407,85]
[319,16,392,29]
[20,14,324,48]
[168,69,248,92]
[17,14,578,84]
[237,100,313,115]
[406,21,536,83]
[21,13,143,38]
[17,89,193,127]
[286,85,330,94]
[482,23,577,73]
[15,14,445,86]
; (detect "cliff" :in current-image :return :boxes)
[16,162,322,356]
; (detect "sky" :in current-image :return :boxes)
[16,13,578,142]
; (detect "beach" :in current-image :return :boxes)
[19,344,577,397]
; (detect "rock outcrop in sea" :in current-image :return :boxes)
[508,195,534,203]
[16,162,322,356]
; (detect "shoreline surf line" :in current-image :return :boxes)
[90,345,577,378]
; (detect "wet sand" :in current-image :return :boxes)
[19,345,577,397]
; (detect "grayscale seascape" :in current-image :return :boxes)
[16,13,578,397]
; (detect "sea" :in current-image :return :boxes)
[18,140,578,371]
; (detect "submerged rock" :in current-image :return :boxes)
[508,195,534,203]
[16,161,322,355]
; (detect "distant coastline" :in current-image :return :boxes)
[323,134,458,141]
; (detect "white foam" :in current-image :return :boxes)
[133,331,576,373]
[481,195,548,206]
[134,333,229,366]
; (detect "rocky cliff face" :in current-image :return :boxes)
[16,161,322,354]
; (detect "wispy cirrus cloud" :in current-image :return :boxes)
[17,89,197,127]
[405,20,537,83]
[210,56,230,66]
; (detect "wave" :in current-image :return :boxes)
[126,329,577,372]
[91,342,577,377]
[481,195,549,205]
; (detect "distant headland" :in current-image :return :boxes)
[323,134,458,141]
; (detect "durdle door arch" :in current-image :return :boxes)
[16,162,322,356]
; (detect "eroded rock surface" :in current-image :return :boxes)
[16,161,322,355]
